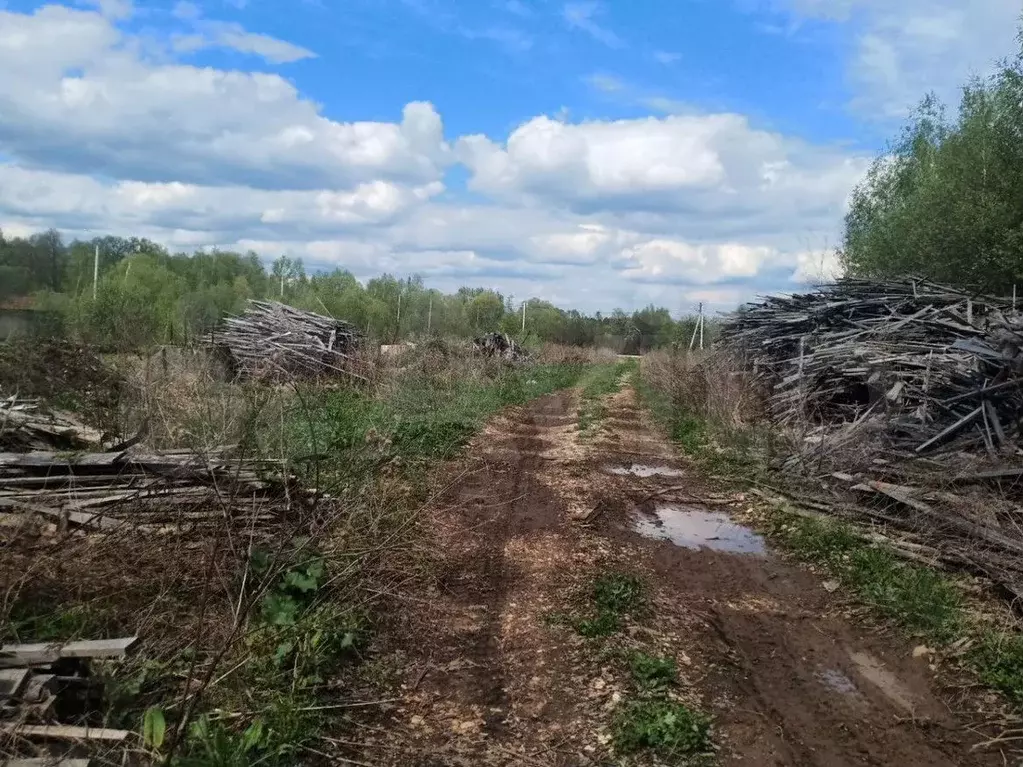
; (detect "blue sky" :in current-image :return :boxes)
[0,0,1020,313]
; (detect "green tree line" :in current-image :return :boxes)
[0,230,709,352]
[842,33,1023,294]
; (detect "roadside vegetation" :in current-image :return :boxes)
[0,339,599,765]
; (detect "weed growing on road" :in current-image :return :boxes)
[593,572,645,614]
[612,699,712,761]
[577,360,636,435]
[563,570,646,639]
[629,652,678,691]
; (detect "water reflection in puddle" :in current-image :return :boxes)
[607,464,684,478]
[817,669,859,696]
[631,504,767,555]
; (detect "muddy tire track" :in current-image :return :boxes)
[374,382,1001,767]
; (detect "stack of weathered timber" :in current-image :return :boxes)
[0,396,103,452]
[212,301,364,382]
[0,448,298,533]
[720,277,1023,456]
[1,636,138,762]
[473,333,527,362]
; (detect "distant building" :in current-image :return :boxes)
[0,297,57,341]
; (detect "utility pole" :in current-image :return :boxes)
[395,290,402,342]
[521,300,526,333]
[688,303,704,351]
[699,302,704,350]
[92,244,99,300]
[427,295,433,334]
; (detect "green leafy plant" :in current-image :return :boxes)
[629,652,677,690]
[612,700,712,760]
[593,572,644,615]
[573,612,620,638]
[142,706,167,750]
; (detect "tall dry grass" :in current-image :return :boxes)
[641,349,764,430]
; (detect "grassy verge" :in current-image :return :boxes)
[577,359,638,436]
[637,353,1023,717]
[769,511,1023,707]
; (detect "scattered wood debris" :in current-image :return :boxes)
[0,447,300,533]
[473,333,527,362]
[212,300,364,382]
[721,277,1023,457]
[0,397,103,453]
[0,636,136,764]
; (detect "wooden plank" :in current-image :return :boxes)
[0,637,137,667]
[0,724,130,742]
[0,668,29,698]
[0,452,124,469]
[915,406,983,453]
[0,499,123,530]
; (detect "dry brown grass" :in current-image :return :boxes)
[641,349,764,429]
[536,343,618,364]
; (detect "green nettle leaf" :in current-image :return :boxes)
[142,706,167,750]
[262,593,300,626]
[273,640,295,667]
[248,547,272,577]
[283,569,318,594]
[281,557,325,594]
[241,719,265,752]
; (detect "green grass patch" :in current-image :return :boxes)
[629,652,677,691]
[612,699,712,761]
[277,362,587,485]
[770,513,963,641]
[968,631,1023,708]
[576,360,636,435]
[568,571,646,639]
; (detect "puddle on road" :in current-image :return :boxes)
[607,464,684,478]
[850,651,917,715]
[631,504,767,555]
[817,669,859,697]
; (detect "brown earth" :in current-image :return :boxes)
[350,382,1003,766]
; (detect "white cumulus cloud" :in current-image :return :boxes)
[774,0,1021,118]
[0,6,450,190]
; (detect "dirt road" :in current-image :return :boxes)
[368,382,999,766]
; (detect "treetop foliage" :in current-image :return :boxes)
[842,33,1023,294]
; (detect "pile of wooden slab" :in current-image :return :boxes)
[0,447,298,533]
[1,637,137,764]
[0,397,103,453]
[212,300,364,382]
[472,333,527,362]
[720,277,1023,456]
